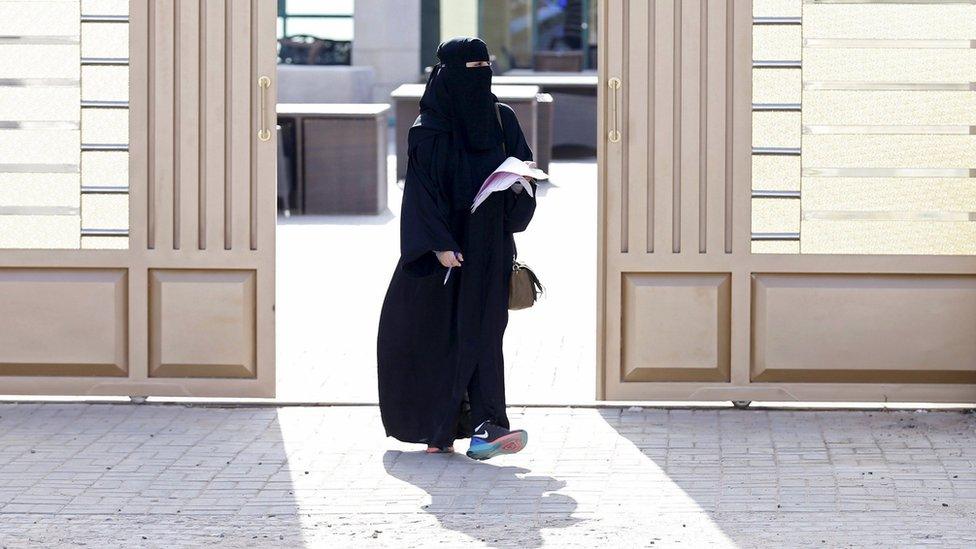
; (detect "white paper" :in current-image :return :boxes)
[471,157,548,213]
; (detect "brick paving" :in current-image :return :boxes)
[0,403,973,547]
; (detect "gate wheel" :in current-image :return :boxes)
[732,400,752,409]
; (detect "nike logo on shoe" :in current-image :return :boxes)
[473,430,489,439]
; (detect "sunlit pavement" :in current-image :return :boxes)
[0,404,973,547]
[275,154,597,404]
[6,152,973,548]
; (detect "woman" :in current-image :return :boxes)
[377,37,537,460]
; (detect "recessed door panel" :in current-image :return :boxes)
[753,274,976,383]
[0,268,127,376]
[149,270,256,379]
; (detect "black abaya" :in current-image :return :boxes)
[376,104,536,448]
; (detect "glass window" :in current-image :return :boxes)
[286,0,354,16]
[278,0,354,41]
[536,0,583,50]
[280,17,353,42]
[476,0,596,72]
[479,0,533,71]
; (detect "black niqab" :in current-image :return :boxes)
[420,37,503,152]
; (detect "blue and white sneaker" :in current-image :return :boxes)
[466,421,528,460]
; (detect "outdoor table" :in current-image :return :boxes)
[534,50,585,72]
[493,71,598,152]
[390,84,541,181]
[536,93,553,175]
[277,103,390,215]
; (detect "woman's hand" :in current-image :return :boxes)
[435,251,463,268]
[513,176,535,194]
[521,160,537,186]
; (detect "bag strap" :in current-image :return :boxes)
[495,102,517,264]
[494,103,507,156]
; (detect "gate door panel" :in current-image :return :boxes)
[0,1,276,397]
[598,0,976,402]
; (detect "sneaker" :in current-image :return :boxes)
[465,421,528,460]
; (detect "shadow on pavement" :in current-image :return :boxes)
[382,449,580,548]
[598,407,976,547]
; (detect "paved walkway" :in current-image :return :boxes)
[275,157,597,404]
[0,404,973,547]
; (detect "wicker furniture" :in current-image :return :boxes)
[533,51,585,72]
[278,36,352,65]
[277,103,390,215]
[493,72,598,153]
[536,93,553,174]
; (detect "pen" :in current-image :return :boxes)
[443,251,460,285]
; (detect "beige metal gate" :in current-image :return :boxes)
[0,1,276,397]
[598,0,976,402]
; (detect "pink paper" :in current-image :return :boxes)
[471,157,548,213]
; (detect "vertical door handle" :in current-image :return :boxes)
[257,76,272,141]
[607,77,622,143]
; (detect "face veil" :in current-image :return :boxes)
[419,37,503,152]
